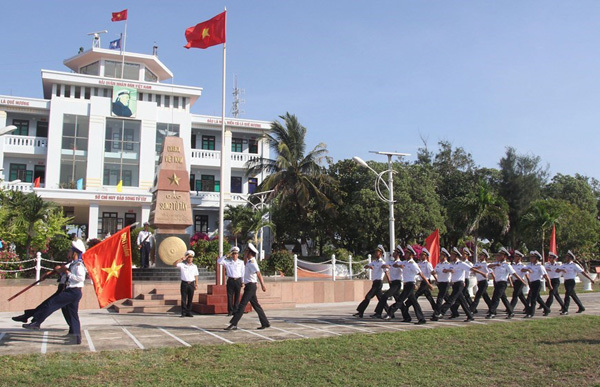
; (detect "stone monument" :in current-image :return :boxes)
[149,137,193,267]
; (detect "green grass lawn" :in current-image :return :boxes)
[1,316,599,386]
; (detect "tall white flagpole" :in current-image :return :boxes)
[120,18,128,78]
[217,8,227,286]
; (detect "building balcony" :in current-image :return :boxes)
[190,191,249,208]
[0,181,34,192]
[3,135,48,156]
[190,149,260,169]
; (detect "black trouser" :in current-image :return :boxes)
[563,278,584,312]
[230,282,269,327]
[489,281,513,315]
[226,277,242,315]
[412,280,437,310]
[510,280,528,310]
[471,279,491,313]
[545,278,565,310]
[374,280,401,315]
[140,242,151,268]
[462,278,473,308]
[180,281,195,315]
[440,281,473,319]
[434,282,450,315]
[32,287,82,337]
[527,280,549,316]
[356,280,385,314]
[389,282,425,321]
[23,283,68,325]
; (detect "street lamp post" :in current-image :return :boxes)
[234,189,274,260]
[353,151,410,257]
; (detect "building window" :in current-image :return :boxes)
[80,61,99,76]
[195,215,209,233]
[191,134,197,149]
[34,165,45,184]
[202,136,215,150]
[231,177,242,194]
[36,121,48,137]
[9,163,32,182]
[12,119,29,136]
[101,212,119,236]
[124,213,137,227]
[248,178,258,194]
[164,95,170,108]
[103,118,140,187]
[173,96,179,109]
[156,95,161,107]
[155,123,180,154]
[249,139,258,154]
[144,68,158,82]
[201,175,215,192]
[231,138,243,153]
[104,60,140,80]
[60,114,88,188]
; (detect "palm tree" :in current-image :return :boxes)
[521,199,562,259]
[243,207,275,247]
[224,204,253,246]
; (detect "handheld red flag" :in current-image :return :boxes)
[112,9,128,22]
[82,227,132,308]
[184,11,226,49]
[33,177,40,188]
[549,224,557,256]
[425,229,440,267]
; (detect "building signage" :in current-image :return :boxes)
[98,79,153,90]
[94,194,148,202]
[0,97,49,109]
[204,117,266,129]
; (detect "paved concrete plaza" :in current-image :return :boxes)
[1,292,598,356]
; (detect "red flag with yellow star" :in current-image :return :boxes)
[184,11,226,49]
[82,227,133,308]
[111,9,128,22]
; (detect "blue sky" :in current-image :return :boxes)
[2,1,599,180]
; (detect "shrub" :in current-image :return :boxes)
[262,249,294,276]
[0,250,22,279]
[192,239,230,271]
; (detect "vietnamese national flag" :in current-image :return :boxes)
[184,11,226,49]
[82,227,133,308]
[33,177,41,188]
[425,229,440,268]
[549,224,557,257]
[112,9,128,22]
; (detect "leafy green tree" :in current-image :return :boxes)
[544,173,597,216]
[224,204,253,245]
[521,199,562,255]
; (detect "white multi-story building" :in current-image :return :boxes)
[0,46,271,240]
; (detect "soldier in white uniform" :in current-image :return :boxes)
[226,243,270,330]
[217,246,245,315]
[136,222,154,268]
[387,245,433,324]
[174,250,199,317]
[411,248,437,311]
[509,250,529,312]
[433,248,452,315]
[353,245,389,318]
[544,252,565,311]
[556,250,595,315]
[471,249,492,314]
[521,251,552,318]
[460,247,475,310]
[487,247,525,319]
[372,245,404,318]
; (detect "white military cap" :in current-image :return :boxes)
[462,247,472,257]
[72,239,86,254]
[441,247,451,257]
[514,250,525,258]
[480,249,490,259]
[230,246,240,253]
[376,244,386,255]
[421,247,430,256]
[452,247,462,256]
[394,245,405,256]
[405,245,417,256]
[498,247,510,256]
[530,251,542,260]
[247,243,258,255]
[567,250,576,259]
[185,250,195,257]
[548,251,558,258]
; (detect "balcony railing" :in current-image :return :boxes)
[190,149,260,167]
[3,135,48,155]
[1,182,34,192]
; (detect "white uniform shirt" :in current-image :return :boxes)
[526,263,548,282]
[491,262,516,282]
[473,262,489,282]
[137,229,154,247]
[561,262,584,280]
[244,258,261,284]
[512,262,526,279]
[418,261,434,280]
[217,256,245,279]
[400,259,421,283]
[434,261,452,283]
[66,261,87,288]
[368,259,387,281]
[450,261,472,283]
[387,259,403,281]
[177,262,199,282]
[545,262,563,279]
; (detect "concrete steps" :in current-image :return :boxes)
[132,267,215,282]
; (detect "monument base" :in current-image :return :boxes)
[154,233,190,268]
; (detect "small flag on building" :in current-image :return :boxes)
[112,9,128,22]
[76,178,84,190]
[109,36,121,50]
[116,180,123,192]
[82,227,133,308]
[33,177,41,188]
[184,11,226,49]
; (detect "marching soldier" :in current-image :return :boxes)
[544,252,565,311]
[510,250,529,312]
[471,249,492,314]
[432,248,452,315]
[411,248,437,311]
[353,245,389,318]
[486,247,526,319]
[460,247,475,309]
[217,246,245,315]
[372,245,404,318]
[557,250,595,315]
[387,245,433,324]
[521,251,552,318]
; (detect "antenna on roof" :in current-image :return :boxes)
[231,74,245,118]
[87,30,108,48]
